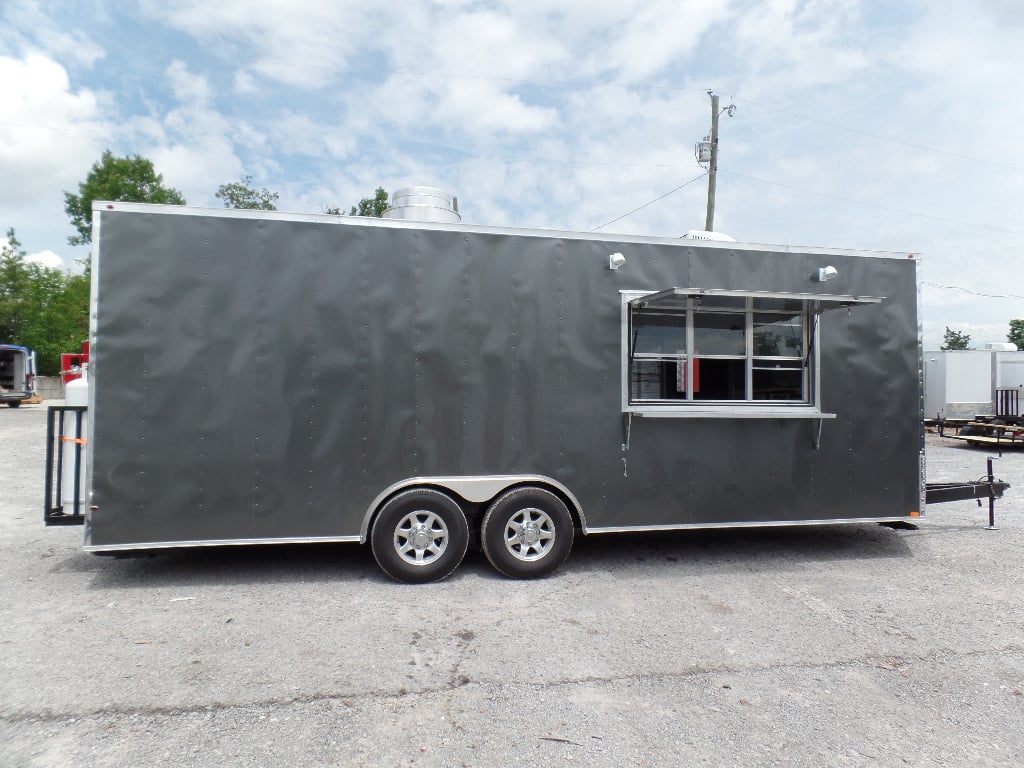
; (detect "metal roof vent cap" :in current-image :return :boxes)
[382,186,461,223]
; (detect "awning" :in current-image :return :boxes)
[630,287,884,313]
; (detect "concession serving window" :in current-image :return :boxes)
[621,288,883,418]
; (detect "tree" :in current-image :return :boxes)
[1008,319,1024,350]
[324,187,390,218]
[350,187,390,217]
[0,228,89,375]
[64,150,186,245]
[941,327,971,350]
[323,187,390,217]
[215,175,279,210]
[15,266,89,375]
[0,228,29,342]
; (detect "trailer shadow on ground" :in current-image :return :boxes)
[70,522,915,591]
[570,523,915,575]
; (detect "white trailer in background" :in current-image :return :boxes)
[924,347,1024,421]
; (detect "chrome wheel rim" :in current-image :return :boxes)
[504,507,555,562]
[394,510,449,566]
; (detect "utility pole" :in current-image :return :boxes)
[704,92,720,232]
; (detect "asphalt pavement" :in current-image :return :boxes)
[1,404,1022,767]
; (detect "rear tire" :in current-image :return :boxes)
[7,401,21,408]
[371,488,469,584]
[481,486,574,579]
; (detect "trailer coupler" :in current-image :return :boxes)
[924,458,1011,529]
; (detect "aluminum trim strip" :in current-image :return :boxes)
[83,209,102,548]
[585,516,919,535]
[628,408,837,419]
[84,535,363,552]
[91,202,917,259]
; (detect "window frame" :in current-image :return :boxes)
[620,288,883,419]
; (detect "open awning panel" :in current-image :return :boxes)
[630,287,884,314]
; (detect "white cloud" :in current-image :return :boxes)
[233,69,259,95]
[150,142,242,205]
[732,0,872,95]
[140,0,386,89]
[267,112,357,161]
[430,9,566,80]
[135,63,261,205]
[0,54,106,205]
[0,53,107,267]
[1,0,106,68]
[25,249,64,269]
[166,60,213,105]
[433,80,558,136]
[603,0,734,81]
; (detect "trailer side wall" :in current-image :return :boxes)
[86,208,921,547]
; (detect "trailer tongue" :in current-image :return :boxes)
[924,457,1011,529]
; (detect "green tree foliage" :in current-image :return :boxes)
[350,187,390,217]
[0,228,89,375]
[323,187,390,217]
[941,327,971,350]
[0,229,29,342]
[1009,319,1024,350]
[215,175,279,210]
[64,150,186,245]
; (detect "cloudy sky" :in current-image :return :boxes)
[1,0,1021,349]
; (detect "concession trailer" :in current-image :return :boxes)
[43,201,1007,582]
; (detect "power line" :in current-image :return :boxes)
[737,96,1022,172]
[589,172,708,232]
[250,58,714,94]
[720,169,1020,235]
[921,282,1024,300]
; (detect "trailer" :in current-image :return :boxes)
[0,344,36,407]
[42,202,1009,582]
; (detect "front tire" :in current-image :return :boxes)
[481,486,574,579]
[371,488,469,584]
[7,401,21,408]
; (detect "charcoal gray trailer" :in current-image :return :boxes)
[45,202,945,582]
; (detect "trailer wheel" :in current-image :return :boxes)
[371,488,469,584]
[481,486,574,579]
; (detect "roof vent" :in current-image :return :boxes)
[682,230,736,242]
[382,187,461,223]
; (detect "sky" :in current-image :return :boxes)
[1,0,1021,350]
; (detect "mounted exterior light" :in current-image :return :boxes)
[817,266,839,282]
[609,252,626,270]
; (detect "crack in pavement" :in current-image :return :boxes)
[2,643,1020,725]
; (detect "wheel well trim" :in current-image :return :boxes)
[360,475,586,542]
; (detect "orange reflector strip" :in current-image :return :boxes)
[61,437,88,444]
[909,511,920,517]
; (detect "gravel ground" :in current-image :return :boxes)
[1,405,1022,767]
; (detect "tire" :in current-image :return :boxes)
[481,486,574,579]
[7,401,21,408]
[370,488,469,584]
